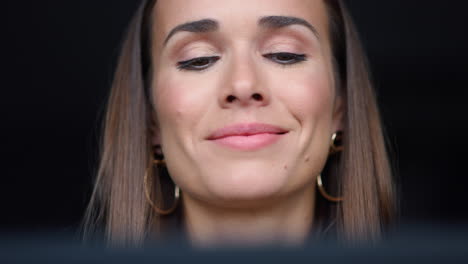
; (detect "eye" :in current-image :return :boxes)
[177,56,220,71]
[263,52,307,65]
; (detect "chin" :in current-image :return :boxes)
[200,162,291,205]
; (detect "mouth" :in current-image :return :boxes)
[207,123,289,151]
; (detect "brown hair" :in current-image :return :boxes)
[82,0,396,246]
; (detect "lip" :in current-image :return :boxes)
[207,123,289,151]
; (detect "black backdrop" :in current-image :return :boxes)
[2,0,468,233]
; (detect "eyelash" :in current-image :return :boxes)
[264,52,307,65]
[177,56,220,71]
[176,52,307,71]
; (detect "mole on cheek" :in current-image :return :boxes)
[284,165,288,170]
[175,109,184,118]
[305,156,310,162]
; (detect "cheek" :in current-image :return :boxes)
[153,73,207,141]
[270,66,334,123]
[267,65,335,188]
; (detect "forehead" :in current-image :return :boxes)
[152,0,329,43]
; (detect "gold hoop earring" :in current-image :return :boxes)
[317,174,343,202]
[329,131,344,155]
[144,159,180,215]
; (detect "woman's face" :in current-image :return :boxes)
[150,0,342,207]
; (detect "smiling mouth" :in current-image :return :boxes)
[209,132,288,151]
[207,123,289,151]
[213,131,288,139]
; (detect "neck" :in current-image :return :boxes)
[182,185,316,247]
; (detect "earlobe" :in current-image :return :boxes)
[151,126,164,157]
[332,95,345,132]
[150,115,162,147]
[151,128,161,146]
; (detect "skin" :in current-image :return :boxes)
[150,0,343,246]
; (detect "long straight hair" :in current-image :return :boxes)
[82,0,396,246]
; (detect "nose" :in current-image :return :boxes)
[218,53,270,108]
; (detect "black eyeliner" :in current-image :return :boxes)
[263,52,308,65]
[176,56,220,71]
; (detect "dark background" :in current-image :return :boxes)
[2,0,467,234]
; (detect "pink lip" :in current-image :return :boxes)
[207,123,288,151]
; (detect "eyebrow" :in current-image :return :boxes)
[163,15,319,46]
[259,16,320,39]
[163,19,218,46]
